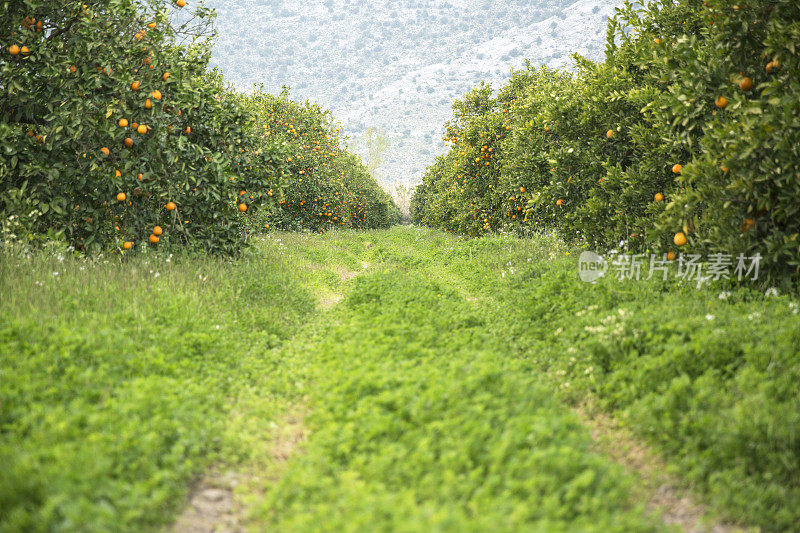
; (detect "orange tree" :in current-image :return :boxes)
[236,87,398,233]
[652,0,800,281]
[412,0,799,281]
[0,0,288,255]
[411,83,509,235]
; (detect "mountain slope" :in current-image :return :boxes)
[205,0,619,187]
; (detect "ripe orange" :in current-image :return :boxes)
[739,77,753,91]
[145,99,152,109]
[20,46,30,54]
[151,90,162,100]
[165,201,176,210]
[123,241,134,250]
[177,0,186,6]
[101,147,110,156]
[118,118,129,127]
[115,170,121,178]
[673,232,687,246]
[667,251,676,261]
[715,96,728,109]
[556,199,564,206]
[654,38,661,44]
[672,164,683,174]
[149,234,160,244]
[152,226,163,236]
[124,138,134,148]
[131,81,140,91]
[148,22,157,29]
[137,124,147,134]
[117,192,127,201]
[520,186,525,193]
[606,129,614,139]
[69,65,77,73]
[9,45,20,56]
[654,193,664,202]
[185,126,191,134]
[238,203,247,212]
[163,72,170,81]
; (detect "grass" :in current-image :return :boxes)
[1,228,798,532]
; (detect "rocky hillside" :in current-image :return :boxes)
[205,0,619,186]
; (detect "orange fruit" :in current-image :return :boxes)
[9,45,20,56]
[124,138,134,148]
[163,72,170,81]
[115,170,121,178]
[118,118,129,127]
[742,218,755,231]
[556,199,564,206]
[654,193,664,202]
[238,203,247,212]
[606,129,614,139]
[151,90,162,100]
[667,251,676,261]
[672,164,682,174]
[715,96,728,109]
[131,81,140,91]
[165,201,176,211]
[185,126,191,134]
[149,234,160,244]
[739,77,753,91]
[148,22,157,29]
[69,65,77,73]
[123,241,134,250]
[145,99,152,109]
[152,226,163,236]
[101,147,110,156]
[520,186,526,193]
[673,232,688,246]
[654,38,661,44]
[137,124,147,134]
[721,164,729,172]
[117,192,127,201]
[20,46,30,54]
[177,0,186,6]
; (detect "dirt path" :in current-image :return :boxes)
[171,413,306,533]
[172,258,370,532]
[577,406,746,533]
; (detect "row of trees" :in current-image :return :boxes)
[1,0,396,255]
[412,0,800,283]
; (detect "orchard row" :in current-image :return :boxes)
[1,0,397,256]
[411,0,800,283]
